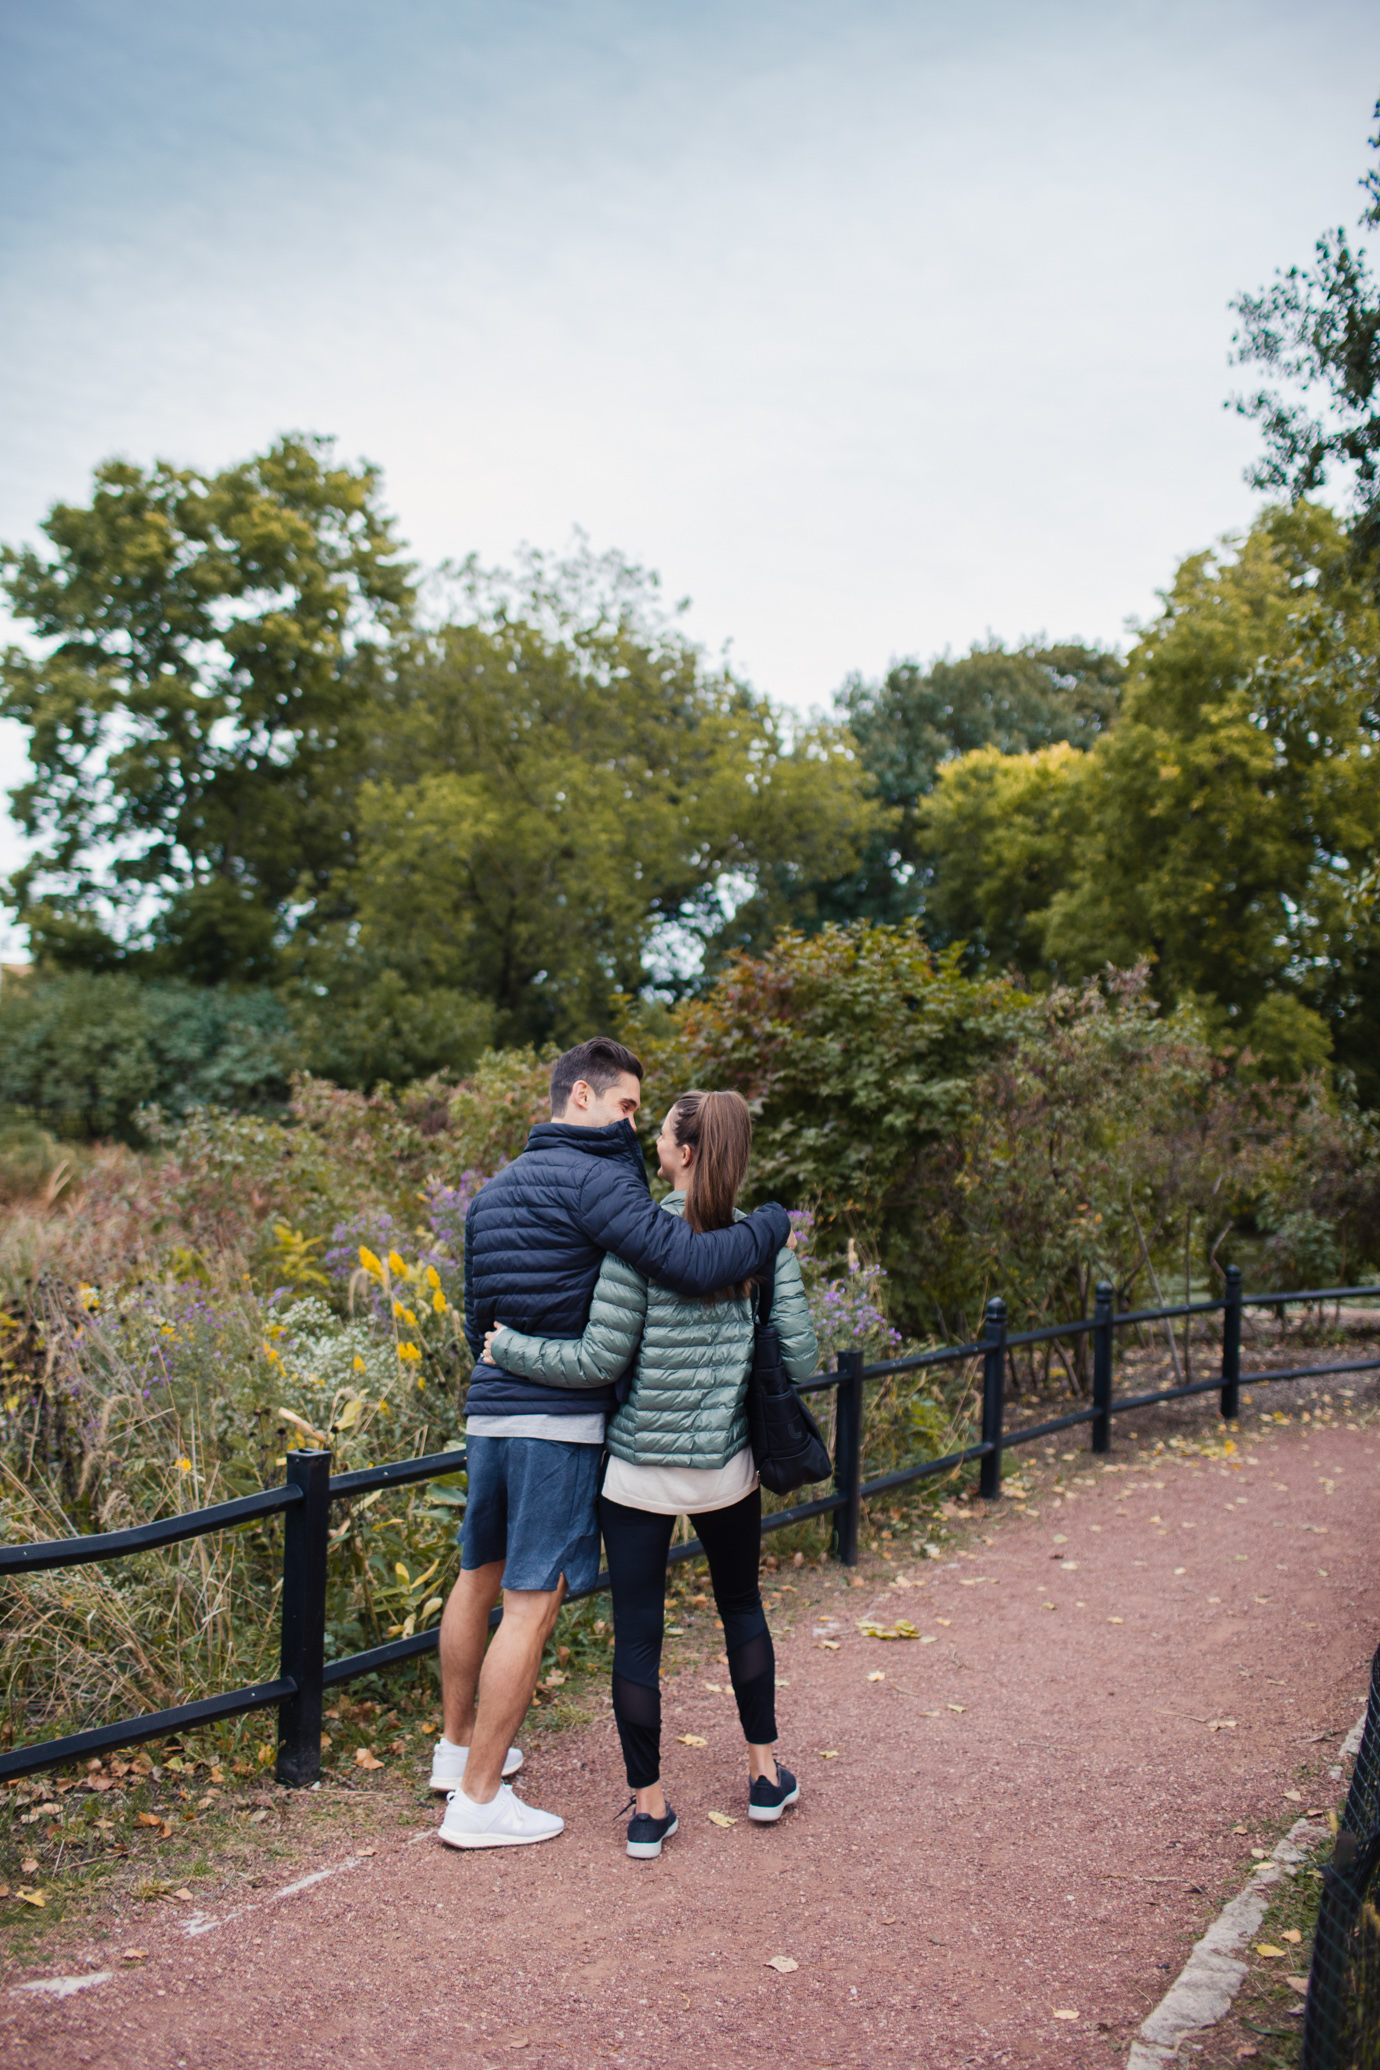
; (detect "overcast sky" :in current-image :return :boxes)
[2,0,1378,953]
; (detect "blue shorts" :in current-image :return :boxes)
[460,1435,603,1593]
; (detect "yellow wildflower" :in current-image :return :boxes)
[175,1457,193,1473]
[432,1290,447,1314]
[425,1265,441,1291]
[397,1342,422,1362]
[359,1247,384,1278]
[352,1355,366,1371]
[387,1250,407,1278]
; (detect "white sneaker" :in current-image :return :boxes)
[437,1783,564,1850]
[429,1739,523,1791]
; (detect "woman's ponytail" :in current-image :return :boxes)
[670,1089,754,1246]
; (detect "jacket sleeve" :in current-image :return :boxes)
[489,1254,647,1389]
[771,1247,820,1382]
[578,1168,791,1298]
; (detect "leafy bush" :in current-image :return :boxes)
[0,973,297,1141]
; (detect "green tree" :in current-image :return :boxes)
[630,916,1025,1335]
[0,972,298,1141]
[306,545,880,1048]
[919,505,1380,1094]
[1232,100,1380,561]
[1,437,414,982]
[815,641,1122,925]
[916,741,1086,976]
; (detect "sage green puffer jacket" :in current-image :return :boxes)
[490,1193,819,1470]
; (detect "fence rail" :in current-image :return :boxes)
[4,1265,1378,1788]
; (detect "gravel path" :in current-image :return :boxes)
[5,1417,1376,2070]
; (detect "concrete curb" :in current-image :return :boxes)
[1126,1703,1368,2068]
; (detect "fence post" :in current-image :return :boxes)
[1220,1264,1242,1422]
[831,1350,864,1566]
[276,1449,331,1788]
[978,1298,1006,1500]
[1091,1281,1115,1455]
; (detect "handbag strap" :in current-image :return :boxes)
[753,1249,777,1329]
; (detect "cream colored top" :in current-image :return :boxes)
[601,1444,759,1516]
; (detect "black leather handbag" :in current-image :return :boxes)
[747,1257,833,1496]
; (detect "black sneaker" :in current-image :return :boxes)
[748,1764,800,1823]
[626,1805,679,1859]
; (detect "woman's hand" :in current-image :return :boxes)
[483,1328,499,1361]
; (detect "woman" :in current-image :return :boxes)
[485,1089,818,1859]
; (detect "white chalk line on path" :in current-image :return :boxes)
[5,1839,409,1997]
[1125,1707,1368,2069]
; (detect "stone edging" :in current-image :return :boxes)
[1126,1705,1367,2068]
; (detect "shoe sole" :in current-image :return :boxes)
[626,1816,679,1860]
[436,1821,563,1850]
[429,1750,524,1792]
[748,1786,800,1823]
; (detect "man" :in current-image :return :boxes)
[430,1036,790,1848]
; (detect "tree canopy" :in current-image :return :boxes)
[0,436,413,983]
[1232,98,1380,562]
[809,641,1124,927]
[916,504,1380,1095]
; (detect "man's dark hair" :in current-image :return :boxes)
[550,1037,644,1115]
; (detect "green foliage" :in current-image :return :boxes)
[0,972,298,1142]
[1231,99,1380,561]
[631,917,1026,1334]
[1,436,413,983]
[916,505,1380,1096]
[320,544,880,1041]
[917,740,1084,975]
[814,641,1123,926]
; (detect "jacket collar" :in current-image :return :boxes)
[524,1117,650,1185]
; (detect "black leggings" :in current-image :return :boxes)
[597,1486,776,1790]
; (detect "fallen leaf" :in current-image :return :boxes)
[20,1857,38,1874]
[1255,1944,1285,1959]
[765,1956,798,1972]
[1283,1789,1303,1802]
[15,1889,45,1908]
[816,1749,840,1759]
[1286,1977,1309,1996]
[122,1949,147,1962]
[676,1734,708,1748]
[1052,2009,1078,2021]
[1208,1720,1237,1733]
[136,1812,162,1829]
[1108,1617,1124,1625]
[707,1811,736,1827]
[172,1888,194,1902]
[1281,1928,1302,1945]
[947,1703,966,1713]
[1059,1561,1079,1571]
[1236,2047,1259,2059]
[355,1746,383,1770]
[919,1634,938,1644]
[867,1671,886,1683]
[703,1683,725,1692]
[358,1847,377,1857]
[1052,1534,1068,1545]
[935,1617,952,1627]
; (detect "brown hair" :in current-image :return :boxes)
[550,1037,644,1115]
[671,1090,754,1297]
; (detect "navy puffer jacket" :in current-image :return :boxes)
[464,1119,791,1419]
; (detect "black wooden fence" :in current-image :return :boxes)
[3,1265,1377,1789]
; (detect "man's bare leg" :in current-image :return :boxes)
[438,1561,505,1747]
[462,1579,567,1804]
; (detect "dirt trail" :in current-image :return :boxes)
[4,1419,1377,2070]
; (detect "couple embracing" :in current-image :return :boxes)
[429,1036,818,1859]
